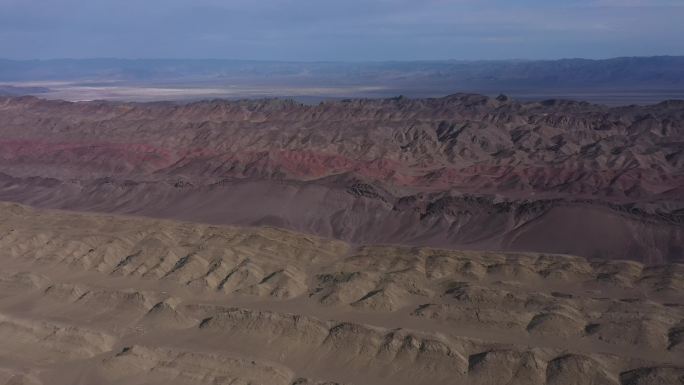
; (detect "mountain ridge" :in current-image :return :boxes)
[0,93,682,262]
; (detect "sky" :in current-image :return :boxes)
[0,0,683,61]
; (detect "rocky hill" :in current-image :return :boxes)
[0,202,682,385]
[0,94,682,262]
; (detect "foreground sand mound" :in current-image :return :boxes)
[411,302,532,330]
[197,306,469,384]
[0,272,47,297]
[0,370,41,385]
[236,267,308,299]
[101,345,295,385]
[619,366,684,385]
[545,355,618,385]
[139,299,196,330]
[467,349,546,385]
[526,308,586,338]
[321,322,468,381]
[291,379,347,385]
[198,307,330,346]
[0,314,115,364]
[0,203,682,385]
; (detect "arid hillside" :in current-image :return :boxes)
[0,203,683,385]
[0,94,682,262]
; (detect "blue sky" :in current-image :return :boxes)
[1,0,683,60]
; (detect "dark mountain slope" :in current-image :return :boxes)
[0,94,682,262]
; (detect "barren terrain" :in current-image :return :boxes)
[0,203,683,385]
[0,94,682,262]
[1,93,683,384]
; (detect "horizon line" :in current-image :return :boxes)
[1,55,683,64]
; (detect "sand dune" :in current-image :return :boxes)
[0,202,682,385]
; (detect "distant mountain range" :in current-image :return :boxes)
[1,56,683,104]
[1,56,683,87]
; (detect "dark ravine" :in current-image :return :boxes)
[0,94,682,263]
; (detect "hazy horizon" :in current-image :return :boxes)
[2,55,683,62]
[2,56,684,105]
